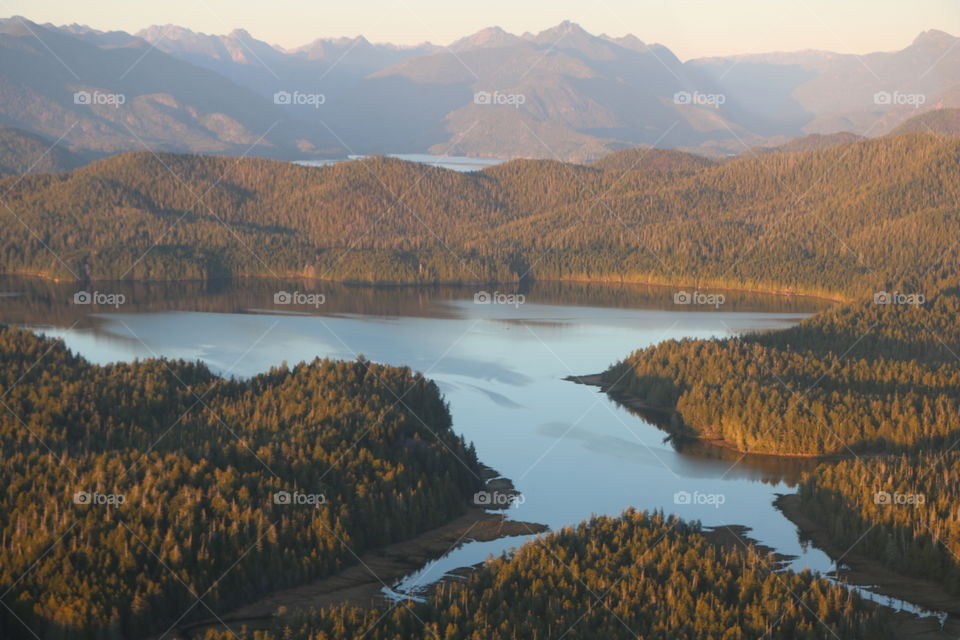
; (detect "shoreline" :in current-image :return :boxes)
[775,493,960,638]
[0,271,847,303]
[170,468,547,639]
[566,373,842,460]
[699,523,792,567]
[541,276,845,303]
[569,379,960,637]
[688,523,956,638]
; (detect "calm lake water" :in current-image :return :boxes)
[297,154,507,172]
[0,277,930,615]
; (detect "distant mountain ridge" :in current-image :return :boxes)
[0,126,88,175]
[889,107,960,137]
[744,132,865,157]
[0,17,307,157]
[0,15,958,162]
[689,29,960,142]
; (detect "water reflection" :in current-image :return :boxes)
[297,154,508,173]
[0,276,831,330]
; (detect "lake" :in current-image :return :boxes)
[297,154,508,172]
[0,277,929,615]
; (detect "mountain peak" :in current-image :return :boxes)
[522,20,622,60]
[557,20,585,32]
[0,15,42,37]
[137,24,200,40]
[600,33,651,52]
[911,29,956,47]
[228,28,254,41]
[538,20,589,38]
[450,25,522,51]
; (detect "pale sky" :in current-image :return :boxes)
[4,0,959,60]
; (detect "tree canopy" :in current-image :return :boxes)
[0,328,482,639]
[602,287,960,455]
[198,510,894,640]
[1,133,957,298]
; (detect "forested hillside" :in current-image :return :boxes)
[197,510,893,640]
[797,452,960,596]
[0,126,88,176]
[2,133,958,298]
[589,147,717,173]
[0,328,482,639]
[601,287,960,455]
[889,108,960,137]
[745,132,864,156]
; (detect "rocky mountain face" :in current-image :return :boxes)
[1,16,956,163]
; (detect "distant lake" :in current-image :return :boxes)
[0,277,929,615]
[297,154,508,172]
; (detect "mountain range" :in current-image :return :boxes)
[1,15,958,162]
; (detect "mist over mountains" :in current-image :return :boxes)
[0,15,957,162]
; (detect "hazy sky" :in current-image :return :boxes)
[5,0,959,60]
